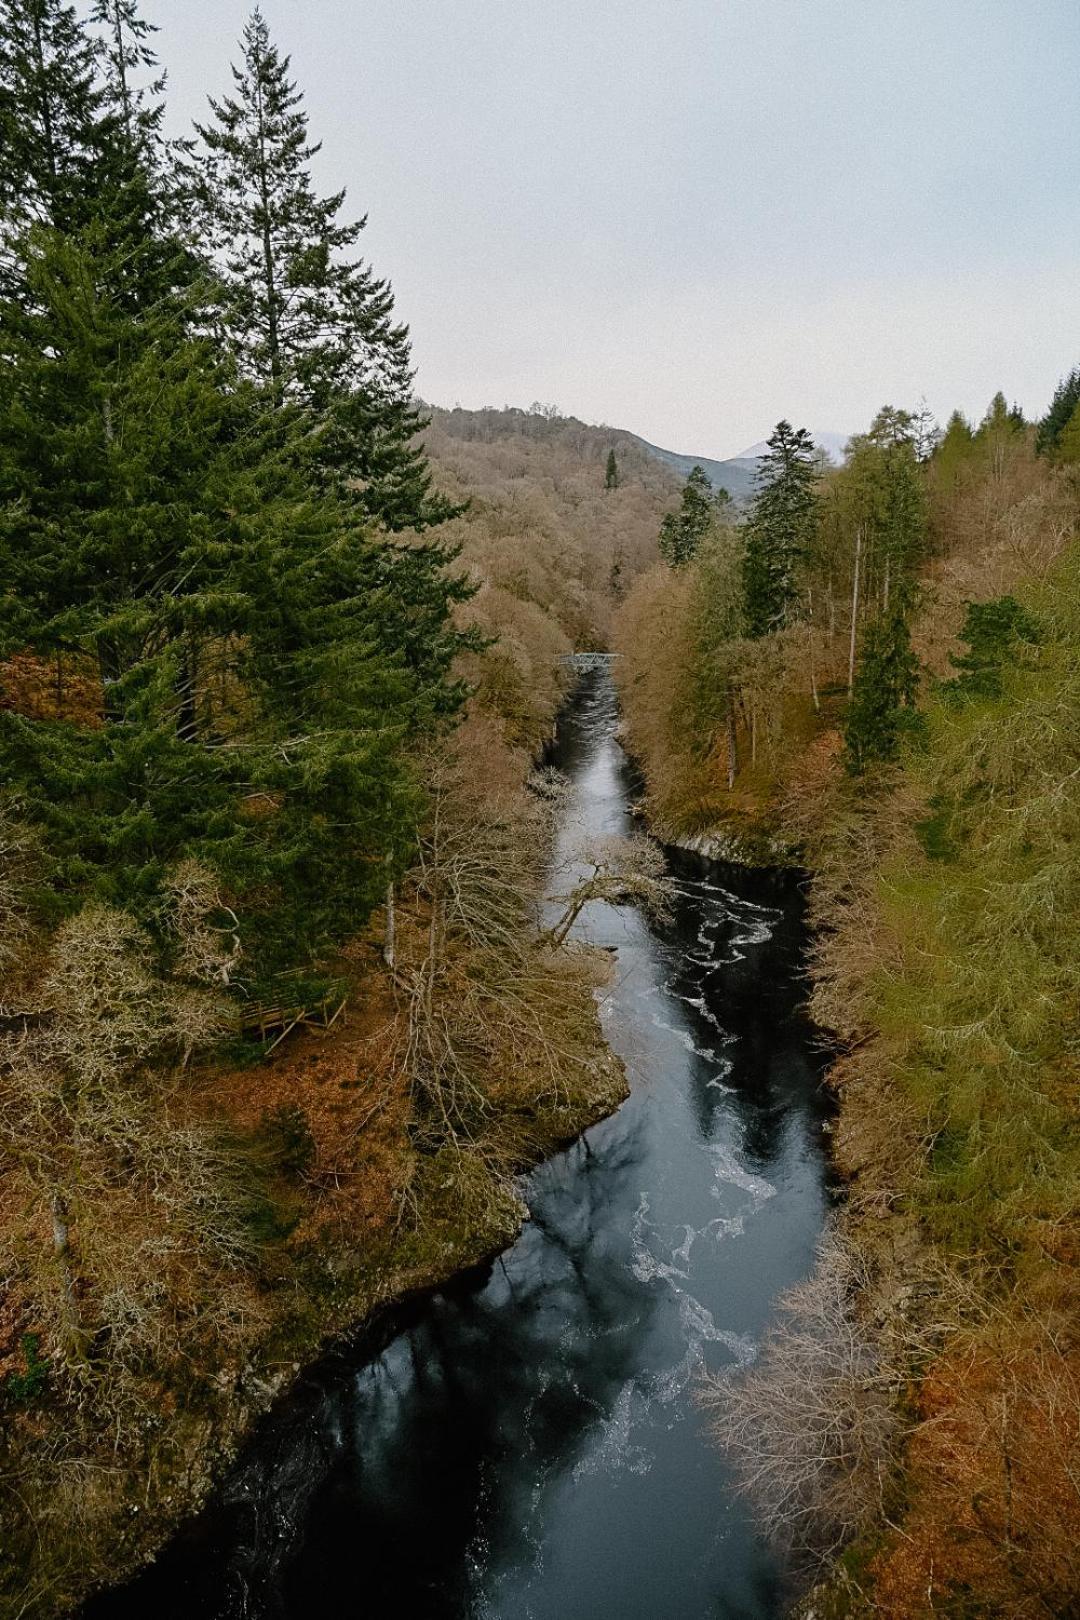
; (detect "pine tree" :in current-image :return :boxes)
[741,421,818,635]
[186,9,456,532]
[934,409,976,491]
[0,0,104,236]
[658,464,714,566]
[1036,367,1080,457]
[843,596,920,773]
[0,220,471,960]
[605,448,619,490]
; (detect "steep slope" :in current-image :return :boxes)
[625,435,761,502]
[420,404,680,745]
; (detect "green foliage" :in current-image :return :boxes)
[4,1333,49,1404]
[741,420,818,634]
[1036,365,1080,457]
[932,409,976,491]
[0,2,478,970]
[259,1104,316,1177]
[658,463,715,566]
[843,598,920,773]
[185,11,456,533]
[945,595,1038,700]
[868,547,1080,1252]
[686,528,746,733]
[605,448,619,490]
[1053,399,1080,467]
[843,408,927,597]
[0,0,103,237]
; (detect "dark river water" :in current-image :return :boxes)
[86,666,833,1620]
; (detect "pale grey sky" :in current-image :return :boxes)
[143,0,1080,457]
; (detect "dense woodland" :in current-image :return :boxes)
[615,390,1080,1615]
[0,6,654,1613]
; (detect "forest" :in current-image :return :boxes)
[0,6,662,1613]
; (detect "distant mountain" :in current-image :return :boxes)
[623,426,851,506]
[623,436,761,503]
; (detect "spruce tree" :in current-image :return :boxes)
[605,449,619,490]
[0,0,104,237]
[741,421,818,635]
[843,597,920,773]
[934,409,976,490]
[0,227,470,960]
[187,9,456,532]
[1036,367,1080,457]
[659,464,714,566]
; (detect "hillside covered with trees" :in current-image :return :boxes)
[614,391,1080,1615]
[0,7,660,1614]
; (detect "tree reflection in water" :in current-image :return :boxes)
[85,670,832,1620]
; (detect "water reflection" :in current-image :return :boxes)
[86,669,832,1620]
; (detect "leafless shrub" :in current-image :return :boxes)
[163,858,243,986]
[0,905,246,1385]
[0,798,33,973]
[701,1230,900,1562]
[547,832,675,945]
[390,741,616,1150]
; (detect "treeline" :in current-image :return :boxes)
[618,396,1080,1614]
[0,7,632,1615]
[616,391,1074,838]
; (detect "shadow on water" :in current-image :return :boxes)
[85,668,834,1620]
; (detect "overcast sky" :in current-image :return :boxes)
[142,0,1080,458]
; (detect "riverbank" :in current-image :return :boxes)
[614,614,1080,1615]
[10,937,626,1620]
[79,665,834,1620]
[0,672,631,1620]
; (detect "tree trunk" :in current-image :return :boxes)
[31,14,58,190]
[176,637,199,741]
[254,75,283,402]
[383,873,396,970]
[848,525,863,694]
[50,1192,87,1363]
[726,689,739,791]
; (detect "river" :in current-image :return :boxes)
[86,666,833,1620]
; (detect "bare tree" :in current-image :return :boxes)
[163,858,242,987]
[700,1230,899,1562]
[546,833,674,946]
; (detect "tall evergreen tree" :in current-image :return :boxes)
[741,420,818,635]
[89,0,161,144]
[658,464,714,566]
[1036,366,1080,457]
[0,0,104,236]
[605,448,619,490]
[934,409,976,491]
[843,596,920,773]
[0,221,470,957]
[186,10,456,532]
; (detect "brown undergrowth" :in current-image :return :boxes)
[0,681,627,1620]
